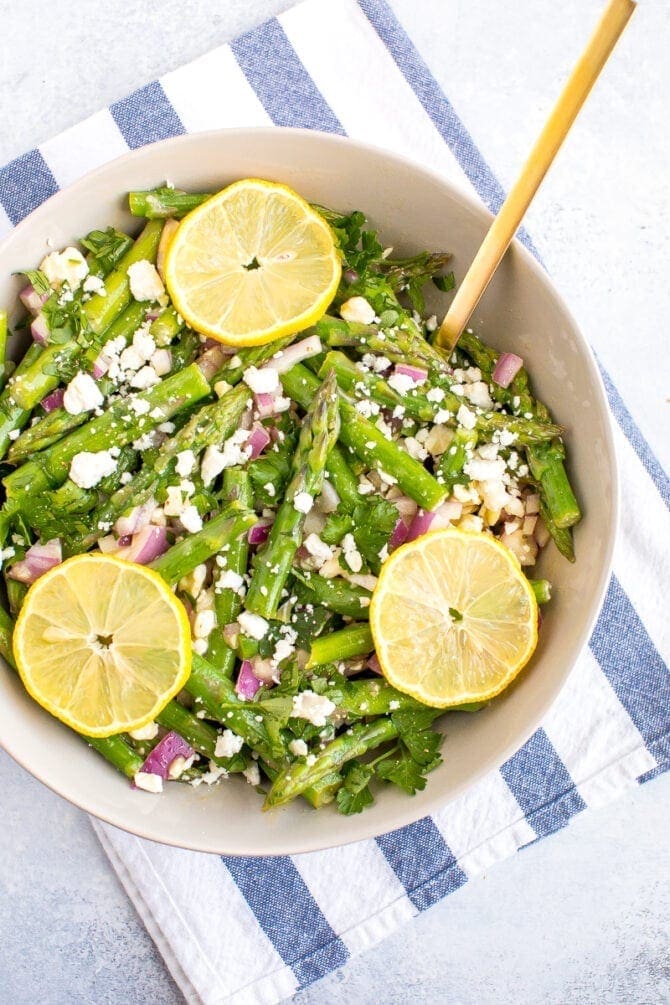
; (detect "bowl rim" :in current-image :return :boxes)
[0,126,619,854]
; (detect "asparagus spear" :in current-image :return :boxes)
[207,468,252,675]
[437,427,478,490]
[129,188,212,219]
[86,735,144,779]
[10,221,163,412]
[457,327,581,533]
[293,570,372,620]
[150,505,256,587]
[264,718,398,809]
[0,342,44,458]
[156,700,246,772]
[306,623,374,668]
[3,362,211,505]
[320,350,563,445]
[281,363,447,512]
[245,372,341,619]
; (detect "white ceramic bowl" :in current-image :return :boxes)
[0,129,617,855]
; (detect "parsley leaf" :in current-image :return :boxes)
[433,271,455,293]
[391,707,442,767]
[80,227,131,274]
[375,747,432,795]
[17,269,51,298]
[336,760,374,815]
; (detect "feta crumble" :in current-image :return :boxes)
[289,738,309,757]
[62,372,104,415]
[340,296,376,325]
[238,610,269,640]
[293,491,313,514]
[243,365,279,394]
[127,260,165,302]
[133,771,163,793]
[291,690,336,727]
[40,247,88,290]
[69,449,117,488]
[214,730,244,759]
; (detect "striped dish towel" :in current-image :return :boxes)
[1,1,667,1002]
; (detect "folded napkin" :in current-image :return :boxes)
[1,1,667,1002]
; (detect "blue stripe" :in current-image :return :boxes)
[598,362,670,510]
[221,855,349,987]
[0,149,58,225]
[110,81,184,150]
[590,576,670,765]
[500,729,587,837]
[231,19,345,134]
[376,818,467,911]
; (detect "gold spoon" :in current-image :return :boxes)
[436,0,636,351]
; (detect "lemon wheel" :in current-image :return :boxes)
[370,527,539,707]
[13,554,191,737]
[164,178,341,346]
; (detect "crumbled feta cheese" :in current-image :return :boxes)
[129,721,159,741]
[243,365,279,394]
[272,637,295,667]
[119,345,144,371]
[128,260,165,302]
[463,381,494,409]
[40,247,88,290]
[340,296,376,325]
[167,755,195,780]
[303,533,334,566]
[291,690,336,727]
[305,754,317,766]
[403,436,428,461]
[129,396,151,416]
[175,449,196,477]
[179,563,208,599]
[164,486,186,517]
[133,771,163,793]
[214,380,232,398]
[69,449,117,488]
[426,387,445,403]
[293,491,313,514]
[355,398,380,419]
[132,325,156,362]
[342,533,363,573]
[238,610,269,640]
[433,408,451,425]
[130,365,160,389]
[215,730,245,759]
[243,762,261,786]
[387,372,415,395]
[388,700,400,711]
[425,314,438,332]
[193,609,216,639]
[180,505,203,534]
[425,425,453,456]
[456,404,477,430]
[82,274,106,296]
[481,479,510,513]
[218,570,244,593]
[62,372,104,415]
[357,475,376,496]
[289,738,309,757]
[464,457,506,482]
[200,431,252,485]
[192,639,208,655]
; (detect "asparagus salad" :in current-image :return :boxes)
[0,180,581,814]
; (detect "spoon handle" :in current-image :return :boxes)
[436,0,636,351]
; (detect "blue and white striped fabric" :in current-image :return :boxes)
[1,1,667,1002]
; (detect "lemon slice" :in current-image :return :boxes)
[370,527,538,707]
[164,178,341,346]
[13,554,191,737]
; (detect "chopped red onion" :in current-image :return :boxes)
[236,659,262,699]
[430,499,463,528]
[316,479,340,514]
[366,653,382,674]
[390,493,419,522]
[343,268,359,285]
[98,534,119,554]
[253,392,276,418]
[141,731,194,779]
[395,363,428,384]
[247,423,271,460]
[223,622,240,648]
[406,509,437,542]
[91,356,108,380]
[41,388,64,413]
[8,539,62,584]
[115,525,169,564]
[115,498,155,538]
[389,517,410,550]
[30,313,50,346]
[117,534,132,547]
[196,345,228,381]
[251,655,276,683]
[19,283,49,314]
[492,352,523,388]
[248,521,271,546]
[262,335,323,375]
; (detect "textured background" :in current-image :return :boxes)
[1,1,668,1003]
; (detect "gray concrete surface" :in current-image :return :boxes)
[0,1,668,1003]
